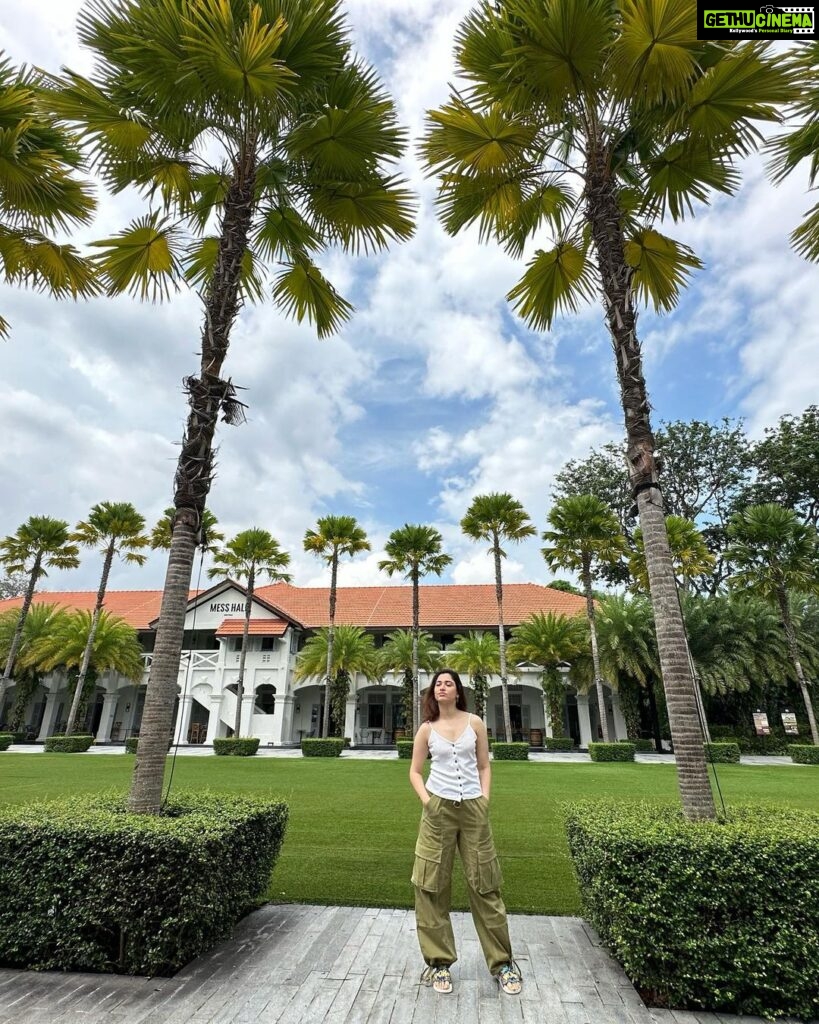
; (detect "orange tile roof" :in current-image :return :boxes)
[0,581,585,631]
[215,618,289,636]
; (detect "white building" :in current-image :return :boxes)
[0,580,628,747]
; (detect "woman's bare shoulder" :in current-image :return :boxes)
[470,714,487,735]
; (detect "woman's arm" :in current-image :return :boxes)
[409,723,432,805]
[473,716,491,799]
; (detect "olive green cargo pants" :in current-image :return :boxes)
[411,793,513,974]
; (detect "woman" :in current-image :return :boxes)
[409,667,522,996]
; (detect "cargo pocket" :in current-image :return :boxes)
[411,840,443,893]
[476,846,503,894]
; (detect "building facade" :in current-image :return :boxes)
[0,580,628,747]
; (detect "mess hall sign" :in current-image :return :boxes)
[209,601,246,613]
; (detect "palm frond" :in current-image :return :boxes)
[507,237,596,330]
[307,176,416,255]
[609,0,698,107]
[624,227,702,311]
[273,255,353,338]
[91,212,183,300]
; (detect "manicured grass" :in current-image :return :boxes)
[1,755,817,915]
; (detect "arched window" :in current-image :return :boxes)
[255,684,276,715]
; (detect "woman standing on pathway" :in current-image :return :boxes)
[409,667,522,996]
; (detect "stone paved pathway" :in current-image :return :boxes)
[0,905,808,1024]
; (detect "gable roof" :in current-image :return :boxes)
[215,618,289,637]
[147,578,302,629]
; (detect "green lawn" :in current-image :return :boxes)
[1,755,817,915]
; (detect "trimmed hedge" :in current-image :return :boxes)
[125,737,138,754]
[544,736,575,752]
[565,801,819,1020]
[0,734,13,751]
[704,742,740,763]
[44,734,94,753]
[213,737,260,757]
[633,739,655,753]
[301,738,344,757]
[492,742,529,761]
[396,740,414,759]
[790,744,819,765]
[589,742,635,762]
[0,792,288,976]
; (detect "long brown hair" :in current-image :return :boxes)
[422,668,468,722]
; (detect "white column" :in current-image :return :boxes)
[205,694,224,743]
[95,691,120,743]
[274,694,294,745]
[543,696,554,739]
[611,692,628,741]
[344,695,357,746]
[576,693,593,748]
[37,690,61,741]
[173,694,194,745]
[240,693,255,737]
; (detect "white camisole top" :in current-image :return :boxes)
[425,715,483,801]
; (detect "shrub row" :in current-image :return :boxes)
[703,742,740,763]
[214,737,260,757]
[0,792,289,976]
[491,742,529,761]
[589,742,635,762]
[301,738,344,757]
[632,738,655,753]
[790,744,819,764]
[0,734,13,751]
[544,737,575,751]
[565,801,819,1020]
[44,734,94,753]
[396,740,414,759]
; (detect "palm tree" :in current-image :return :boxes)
[461,493,536,741]
[630,516,715,594]
[726,504,819,744]
[150,507,224,554]
[378,525,452,732]
[508,613,587,738]
[421,0,790,818]
[379,629,442,732]
[23,609,144,732]
[207,528,291,737]
[447,631,501,722]
[48,0,413,813]
[542,496,627,742]
[0,516,81,707]
[64,502,150,735]
[0,56,98,338]
[295,624,378,736]
[304,515,370,737]
[0,603,68,732]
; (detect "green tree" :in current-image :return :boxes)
[421,0,790,818]
[378,524,452,732]
[49,0,413,813]
[295,624,378,736]
[0,603,67,732]
[64,501,150,735]
[150,507,224,553]
[379,629,442,730]
[0,56,98,337]
[447,630,501,721]
[0,516,80,707]
[461,493,536,742]
[542,496,627,741]
[743,406,819,529]
[508,613,587,738]
[630,516,715,594]
[0,571,28,600]
[304,515,370,737]
[207,528,291,737]
[727,504,819,744]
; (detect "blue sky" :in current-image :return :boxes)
[1,0,817,594]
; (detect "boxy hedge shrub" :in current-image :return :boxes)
[589,742,635,762]
[790,744,819,764]
[0,734,13,751]
[633,739,655,753]
[44,734,94,752]
[396,740,414,759]
[544,737,574,751]
[0,792,288,976]
[301,738,344,757]
[125,737,138,753]
[213,737,260,757]
[703,742,740,763]
[491,742,529,761]
[565,801,819,1020]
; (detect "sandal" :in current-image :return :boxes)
[420,965,453,993]
[496,960,522,995]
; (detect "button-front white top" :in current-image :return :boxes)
[425,716,482,801]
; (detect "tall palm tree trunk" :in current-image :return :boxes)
[323,554,338,738]
[494,543,513,743]
[777,587,819,744]
[586,143,715,820]
[411,569,420,733]
[582,561,610,742]
[0,554,41,706]
[128,162,256,813]
[65,544,115,735]
[235,567,255,737]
